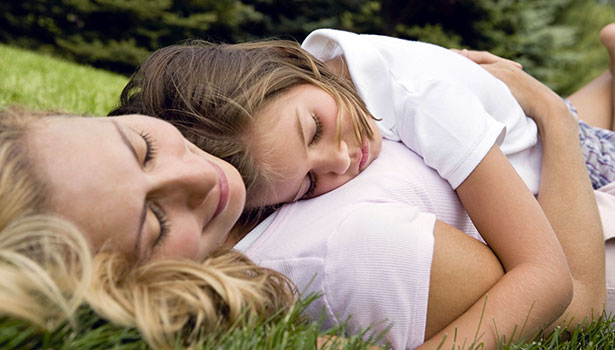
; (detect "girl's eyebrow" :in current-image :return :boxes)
[295,107,306,145]
[110,120,148,258]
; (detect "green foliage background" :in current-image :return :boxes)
[1,0,614,96]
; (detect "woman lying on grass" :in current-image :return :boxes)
[110,25,615,349]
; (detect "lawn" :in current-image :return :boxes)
[0,44,127,115]
[1,43,615,350]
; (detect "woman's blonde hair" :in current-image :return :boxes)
[0,107,295,349]
[110,39,375,209]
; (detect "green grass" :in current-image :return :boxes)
[0,44,127,115]
[2,43,615,350]
[0,295,382,350]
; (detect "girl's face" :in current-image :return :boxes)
[30,114,246,263]
[250,84,382,206]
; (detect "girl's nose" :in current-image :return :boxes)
[314,141,351,175]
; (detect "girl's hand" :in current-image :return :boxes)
[450,48,523,68]
[458,49,571,131]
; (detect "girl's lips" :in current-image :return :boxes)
[358,139,370,171]
[207,160,229,219]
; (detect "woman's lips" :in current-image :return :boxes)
[207,160,229,218]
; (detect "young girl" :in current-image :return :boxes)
[110,26,615,348]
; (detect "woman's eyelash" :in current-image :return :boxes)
[310,113,322,145]
[304,172,317,199]
[149,202,169,247]
[139,131,157,164]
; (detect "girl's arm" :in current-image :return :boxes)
[476,58,606,328]
[421,143,573,349]
[418,48,575,350]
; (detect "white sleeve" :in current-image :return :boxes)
[322,203,436,350]
[395,79,505,189]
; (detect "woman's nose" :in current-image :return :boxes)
[153,156,217,209]
[314,141,351,175]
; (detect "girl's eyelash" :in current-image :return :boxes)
[303,114,321,199]
[150,202,169,248]
[303,172,317,199]
[139,131,157,164]
[310,113,322,145]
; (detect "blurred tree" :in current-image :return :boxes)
[337,0,610,95]
[0,0,611,94]
[237,0,366,41]
[468,0,580,94]
[0,0,261,74]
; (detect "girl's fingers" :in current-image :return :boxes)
[450,48,523,69]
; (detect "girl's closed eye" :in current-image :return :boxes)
[301,113,321,199]
[139,131,158,165]
[310,113,322,145]
[302,172,317,199]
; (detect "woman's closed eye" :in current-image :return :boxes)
[309,113,322,145]
[139,131,158,165]
[149,201,169,248]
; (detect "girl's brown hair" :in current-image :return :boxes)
[110,39,374,208]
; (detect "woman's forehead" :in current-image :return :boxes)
[29,115,145,260]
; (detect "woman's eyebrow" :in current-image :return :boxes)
[110,120,148,257]
[111,120,139,162]
[133,202,148,257]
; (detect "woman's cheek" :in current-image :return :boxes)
[161,225,202,260]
